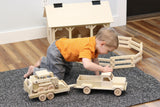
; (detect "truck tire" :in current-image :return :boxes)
[114,88,122,96]
[39,94,46,101]
[83,86,91,95]
[47,93,54,100]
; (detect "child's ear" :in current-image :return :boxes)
[101,41,106,46]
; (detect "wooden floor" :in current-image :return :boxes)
[0,15,160,107]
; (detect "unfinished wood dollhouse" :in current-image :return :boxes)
[42,0,143,69]
[43,0,113,44]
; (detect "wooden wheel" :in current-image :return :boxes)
[83,86,91,95]
[47,93,54,100]
[114,88,122,96]
[39,94,46,101]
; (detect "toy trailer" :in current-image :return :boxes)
[24,70,70,101]
[74,72,127,96]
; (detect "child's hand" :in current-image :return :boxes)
[102,65,113,73]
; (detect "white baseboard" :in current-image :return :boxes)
[0,15,126,44]
[0,26,47,44]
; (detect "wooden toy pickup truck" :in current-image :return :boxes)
[24,70,70,101]
[74,72,127,96]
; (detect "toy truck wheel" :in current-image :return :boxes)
[39,94,46,101]
[47,93,54,100]
[114,88,122,96]
[83,86,91,95]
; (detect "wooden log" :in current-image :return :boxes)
[140,42,143,53]
[118,36,132,40]
[135,52,141,59]
[131,56,134,66]
[114,60,132,64]
[110,55,135,60]
[119,40,130,44]
[129,44,140,51]
[134,56,142,63]
[130,40,141,48]
[113,64,135,69]
[110,58,115,68]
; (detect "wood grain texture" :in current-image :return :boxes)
[0,16,160,106]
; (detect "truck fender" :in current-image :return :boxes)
[81,83,93,89]
[113,86,123,91]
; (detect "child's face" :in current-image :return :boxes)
[97,44,115,54]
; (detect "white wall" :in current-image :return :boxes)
[0,0,126,44]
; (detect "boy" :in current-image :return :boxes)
[24,27,119,79]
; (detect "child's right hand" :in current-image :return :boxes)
[102,65,113,73]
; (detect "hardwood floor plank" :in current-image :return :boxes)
[136,20,160,35]
[11,43,34,67]
[2,44,29,70]
[0,58,9,72]
[12,42,39,65]
[30,38,49,56]
[0,45,21,71]
[24,40,45,57]
[138,58,160,82]
[1,44,22,63]
[39,38,50,48]
[127,22,160,42]
[147,20,160,29]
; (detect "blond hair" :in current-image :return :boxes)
[96,27,119,49]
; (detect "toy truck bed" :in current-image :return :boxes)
[75,75,107,89]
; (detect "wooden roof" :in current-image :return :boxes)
[44,1,113,28]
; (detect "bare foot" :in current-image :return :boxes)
[24,66,35,78]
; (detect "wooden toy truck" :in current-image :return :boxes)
[74,72,127,96]
[24,70,70,101]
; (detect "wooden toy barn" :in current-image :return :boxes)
[43,0,113,44]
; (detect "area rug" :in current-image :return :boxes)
[0,53,160,107]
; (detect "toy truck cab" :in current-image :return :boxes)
[24,70,70,101]
[74,72,127,96]
[101,72,127,96]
